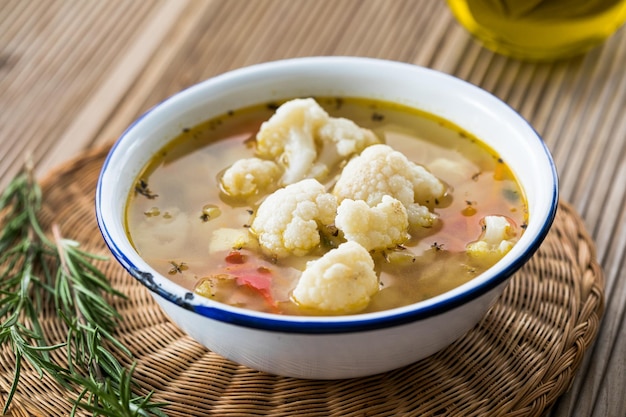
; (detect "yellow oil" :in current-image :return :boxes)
[447,0,626,61]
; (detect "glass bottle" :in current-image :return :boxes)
[447,0,626,61]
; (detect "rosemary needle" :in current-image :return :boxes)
[0,165,167,416]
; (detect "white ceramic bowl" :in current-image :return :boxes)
[96,57,558,379]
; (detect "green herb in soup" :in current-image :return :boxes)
[125,97,527,316]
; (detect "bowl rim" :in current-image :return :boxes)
[95,56,559,334]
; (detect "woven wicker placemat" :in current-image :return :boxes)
[0,144,604,417]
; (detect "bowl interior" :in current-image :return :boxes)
[96,57,558,328]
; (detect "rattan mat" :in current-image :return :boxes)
[0,144,604,417]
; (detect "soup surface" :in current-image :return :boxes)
[125,97,527,315]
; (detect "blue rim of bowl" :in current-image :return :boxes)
[95,57,559,335]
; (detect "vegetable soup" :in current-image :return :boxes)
[125,97,527,316]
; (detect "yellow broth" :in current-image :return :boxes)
[125,97,528,315]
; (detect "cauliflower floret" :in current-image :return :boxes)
[466,215,517,263]
[319,117,379,156]
[335,195,409,251]
[255,98,379,185]
[250,178,337,258]
[256,99,327,185]
[406,204,439,228]
[220,157,282,198]
[333,144,445,228]
[292,241,379,314]
[427,157,476,185]
[312,116,380,178]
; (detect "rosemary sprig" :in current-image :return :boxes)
[0,163,167,416]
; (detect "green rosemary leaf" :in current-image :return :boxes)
[68,367,167,417]
[1,164,167,416]
[4,352,22,415]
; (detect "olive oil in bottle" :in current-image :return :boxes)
[446,0,626,61]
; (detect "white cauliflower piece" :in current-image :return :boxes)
[312,116,380,178]
[428,157,476,185]
[319,117,379,156]
[292,241,379,314]
[406,204,439,228]
[333,144,445,228]
[256,98,327,185]
[466,215,517,262]
[255,98,379,185]
[220,157,282,198]
[335,195,409,251]
[250,179,338,258]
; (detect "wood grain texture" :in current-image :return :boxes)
[1,1,625,415]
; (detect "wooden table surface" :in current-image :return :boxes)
[1,1,625,416]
